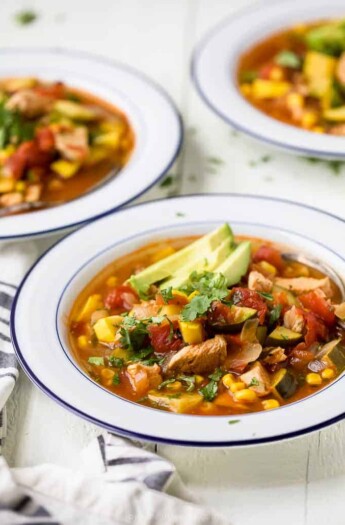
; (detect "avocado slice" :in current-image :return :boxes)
[215,241,251,286]
[266,326,303,348]
[128,223,233,295]
[160,237,233,290]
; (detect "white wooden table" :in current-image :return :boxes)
[3,0,345,523]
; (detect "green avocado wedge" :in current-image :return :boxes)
[216,241,251,287]
[128,223,233,295]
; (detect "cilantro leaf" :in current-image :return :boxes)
[275,50,301,69]
[181,295,212,321]
[158,378,177,390]
[180,271,229,321]
[208,368,224,382]
[249,377,259,387]
[88,357,104,366]
[228,419,240,425]
[178,374,196,392]
[258,292,273,301]
[14,10,38,26]
[199,368,224,401]
[160,287,174,303]
[112,372,121,385]
[108,356,124,368]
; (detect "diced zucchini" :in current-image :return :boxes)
[54,100,97,121]
[93,315,123,343]
[266,326,303,347]
[256,326,267,345]
[209,305,257,334]
[76,294,104,322]
[51,160,80,179]
[251,79,291,99]
[272,368,297,399]
[148,391,203,413]
[272,285,298,306]
[316,339,345,373]
[179,320,204,344]
[303,51,336,97]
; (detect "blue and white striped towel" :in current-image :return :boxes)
[0,241,230,525]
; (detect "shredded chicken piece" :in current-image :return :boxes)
[6,89,52,117]
[284,305,305,333]
[248,271,273,293]
[166,335,227,375]
[0,192,23,207]
[274,276,333,298]
[130,301,161,320]
[54,126,89,162]
[240,362,271,396]
[126,363,162,397]
[334,302,345,320]
[263,347,287,365]
[25,184,42,203]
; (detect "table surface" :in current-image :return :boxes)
[3,0,345,523]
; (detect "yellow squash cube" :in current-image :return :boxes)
[93,315,123,343]
[179,320,204,344]
[77,294,104,322]
[51,160,81,179]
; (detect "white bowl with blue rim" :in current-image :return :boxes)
[192,0,345,159]
[0,48,182,240]
[11,194,345,447]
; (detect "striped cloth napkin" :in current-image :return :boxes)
[0,241,230,525]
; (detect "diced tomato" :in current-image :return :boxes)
[253,245,284,271]
[258,63,276,79]
[36,127,55,152]
[104,285,139,311]
[34,82,65,99]
[289,348,315,371]
[299,291,336,327]
[4,140,52,180]
[231,288,267,324]
[304,312,328,347]
[148,322,184,353]
[207,301,232,325]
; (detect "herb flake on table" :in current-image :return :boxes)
[207,156,225,166]
[228,419,240,425]
[14,9,38,26]
[160,175,174,188]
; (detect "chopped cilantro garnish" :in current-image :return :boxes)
[14,9,38,25]
[180,271,229,321]
[158,378,177,390]
[275,50,301,69]
[228,419,240,425]
[199,368,224,401]
[88,357,104,366]
[112,372,121,385]
[108,356,124,368]
[181,295,212,322]
[249,377,259,387]
[178,374,196,392]
[176,212,185,217]
[160,175,174,188]
[119,318,148,352]
[258,292,273,301]
[160,287,173,304]
[0,102,36,148]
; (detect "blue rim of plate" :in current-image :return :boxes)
[0,47,184,240]
[10,194,345,446]
[190,1,345,160]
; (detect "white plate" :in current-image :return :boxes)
[192,0,345,159]
[0,48,182,240]
[11,195,345,446]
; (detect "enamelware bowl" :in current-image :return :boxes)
[0,48,182,240]
[192,0,345,159]
[11,194,345,446]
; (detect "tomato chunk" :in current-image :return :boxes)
[231,288,267,324]
[253,245,284,271]
[36,127,55,152]
[104,285,139,311]
[299,291,336,326]
[148,322,184,353]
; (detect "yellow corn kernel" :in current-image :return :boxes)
[101,368,115,380]
[312,126,324,133]
[93,315,123,343]
[222,373,236,389]
[77,335,89,349]
[286,92,304,110]
[195,375,204,385]
[166,381,182,391]
[172,289,189,302]
[51,159,81,179]
[251,79,291,99]
[306,372,322,386]
[0,178,15,193]
[269,66,284,81]
[15,181,27,193]
[106,276,118,287]
[151,246,176,263]
[240,83,252,97]
[230,382,246,393]
[179,320,204,344]
[321,368,335,380]
[234,388,258,403]
[188,290,200,301]
[77,294,104,322]
[258,260,277,276]
[262,399,280,410]
[301,111,318,129]
[94,130,123,148]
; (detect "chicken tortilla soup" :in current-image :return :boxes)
[69,224,345,415]
[0,77,134,212]
[238,18,345,135]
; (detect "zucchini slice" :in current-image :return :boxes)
[266,326,303,348]
[317,339,345,373]
[272,368,297,399]
[272,285,298,306]
[256,326,267,345]
[209,305,257,334]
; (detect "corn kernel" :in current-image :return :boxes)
[188,290,200,301]
[0,178,15,193]
[230,381,246,393]
[166,381,182,391]
[195,375,204,385]
[77,335,88,349]
[234,388,258,403]
[106,276,118,287]
[306,372,322,386]
[286,92,304,110]
[222,373,235,389]
[262,399,280,410]
[151,246,175,263]
[15,181,26,193]
[321,368,335,380]
[269,66,284,81]
[101,368,115,380]
[258,260,277,276]
[301,111,318,129]
[240,83,252,97]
